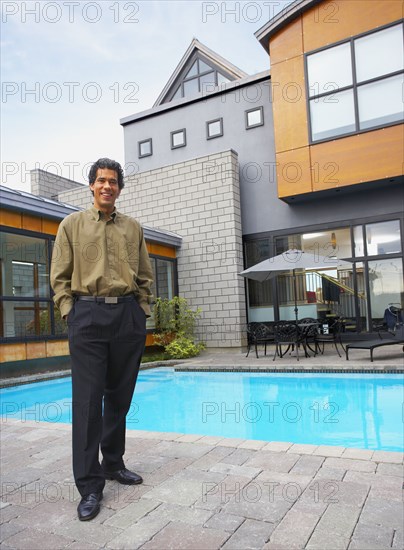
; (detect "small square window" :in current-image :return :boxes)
[138,138,152,158]
[171,129,186,149]
[206,118,223,140]
[246,107,264,129]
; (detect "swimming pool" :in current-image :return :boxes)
[1,368,403,451]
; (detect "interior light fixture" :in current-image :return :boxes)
[302,232,325,239]
[331,232,337,250]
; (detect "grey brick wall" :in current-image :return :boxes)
[56,149,247,348]
[31,169,85,200]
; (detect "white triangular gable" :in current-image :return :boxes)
[154,38,248,106]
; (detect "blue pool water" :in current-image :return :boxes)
[1,369,403,451]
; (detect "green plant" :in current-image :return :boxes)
[165,336,205,359]
[153,296,205,358]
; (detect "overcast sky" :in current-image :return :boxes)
[1,0,291,193]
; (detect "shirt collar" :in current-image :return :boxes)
[89,205,118,222]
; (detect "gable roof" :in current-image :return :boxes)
[153,38,248,107]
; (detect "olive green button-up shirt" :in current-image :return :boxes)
[51,206,154,318]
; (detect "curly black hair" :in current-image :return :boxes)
[88,158,125,190]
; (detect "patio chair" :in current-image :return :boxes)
[273,321,307,361]
[298,317,319,355]
[315,318,345,357]
[246,322,274,358]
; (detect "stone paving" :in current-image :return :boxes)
[1,347,403,549]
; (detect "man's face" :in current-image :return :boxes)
[90,168,121,214]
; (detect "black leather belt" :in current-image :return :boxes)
[75,295,135,304]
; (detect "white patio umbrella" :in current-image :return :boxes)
[239,249,351,322]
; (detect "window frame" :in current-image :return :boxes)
[0,226,62,342]
[206,117,223,140]
[147,254,178,332]
[305,20,404,144]
[168,55,232,102]
[138,138,153,158]
[170,128,187,150]
[245,106,264,129]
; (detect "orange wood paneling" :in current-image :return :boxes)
[147,242,176,258]
[276,146,313,197]
[0,209,22,229]
[26,342,47,360]
[0,343,27,363]
[145,333,155,347]
[42,219,60,235]
[270,16,303,65]
[310,125,404,192]
[271,55,308,153]
[46,340,69,357]
[303,0,403,53]
[22,213,42,232]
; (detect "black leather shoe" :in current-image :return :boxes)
[103,468,143,485]
[77,492,103,521]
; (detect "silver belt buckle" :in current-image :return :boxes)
[105,297,118,304]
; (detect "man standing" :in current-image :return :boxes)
[51,158,153,521]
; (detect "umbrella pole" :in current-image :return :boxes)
[293,269,299,323]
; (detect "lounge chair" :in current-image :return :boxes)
[345,325,404,362]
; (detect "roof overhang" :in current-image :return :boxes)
[255,0,321,52]
[0,185,81,221]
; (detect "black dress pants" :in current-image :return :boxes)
[67,298,146,496]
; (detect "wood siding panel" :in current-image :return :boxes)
[310,125,404,192]
[22,213,42,232]
[303,0,403,53]
[276,146,312,197]
[0,343,27,363]
[270,16,303,65]
[147,242,176,258]
[271,56,308,153]
[26,342,47,360]
[0,209,22,229]
[46,340,69,357]
[42,219,59,235]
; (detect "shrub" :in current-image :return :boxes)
[165,336,205,359]
[153,296,205,359]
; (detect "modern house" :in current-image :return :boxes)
[118,0,402,342]
[1,0,403,364]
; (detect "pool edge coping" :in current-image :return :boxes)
[1,360,403,388]
[2,417,403,461]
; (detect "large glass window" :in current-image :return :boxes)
[354,24,403,83]
[307,42,352,94]
[147,257,176,329]
[0,230,59,339]
[306,22,404,142]
[244,220,403,332]
[365,220,402,256]
[368,258,403,322]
